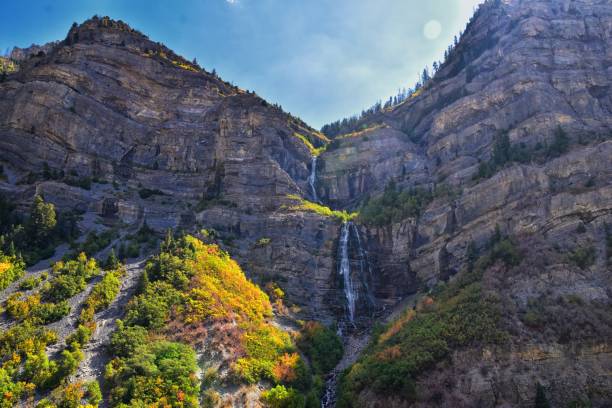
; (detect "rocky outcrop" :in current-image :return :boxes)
[317,0,612,406]
[0,1,611,406]
[317,126,430,208]
[315,0,612,300]
[0,16,343,322]
[318,0,612,206]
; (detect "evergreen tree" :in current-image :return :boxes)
[492,133,512,166]
[547,126,569,158]
[29,195,56,244]
[105,248,119,270]
[161,228,176,253]
[421,68,431,84]
[534,383,551,408]
[138,269,150,294]
[466,241,478,271]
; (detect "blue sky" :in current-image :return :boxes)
[1,0,482,128]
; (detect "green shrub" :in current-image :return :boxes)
[85,380,102,406]
[0,252,25,290]
[547,127,569,158]
[70,229,117,258]
[43,274,86,302]
[43,253,99,302]
[64,176,92,190]
[28,195,57,244]
[104,248,120,270]
[202,389,221,408]
[144,251,193,290]
[34,300,71,324]
[18,275,43,290]
[535,383,551,408]
[117,240,142,260]
[261,385,306,408]
[109,321,148,358]
[138,188,165,199]
[286,195,357,223]
[124,281,182,329]
[0,195,80,266]
[359,182,432,226]
[65,325,92,348]
[52,346,84,388]
[521,298,547,328]
[473,128,573,182]
[126,222,158,246]
[568,245,596,269]
[86,269,123,312]
[256,237,272,247]
[105,340,199,407]
[490,238,520,267]
[298,322,343,375]
[337,240,510,406]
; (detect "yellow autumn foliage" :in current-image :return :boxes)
[182,236,272,324]
[0,253,25,291]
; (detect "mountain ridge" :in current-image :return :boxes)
[0,1,611,406]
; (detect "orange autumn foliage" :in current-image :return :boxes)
[375,345,402,362]
[272,352,300,383]
[378,309,416,344]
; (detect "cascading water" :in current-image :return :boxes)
[351,223,376,310]
[308,156,319,202]
[321,371,338,408]
[338,222,355,324]
[321,221,365,408]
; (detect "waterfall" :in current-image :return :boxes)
[338,222,355,324]
[322,222,374,408]
[351,223,376,309]
[308,156,319,202]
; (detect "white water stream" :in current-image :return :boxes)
[321,221,366,408]
[338,222,355,324]
[308,156,319,202]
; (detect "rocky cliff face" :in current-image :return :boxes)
[0,16,350,324]
[315,0,612,406]
[318,0,612,294]
[0,0,611,406]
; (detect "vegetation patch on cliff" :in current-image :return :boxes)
[0,251,25,291]
[473,128,571,181]
[358,182,460,226]
[358,182,433,226]
[286,194,357,223]
[336,234,518,406]
[0,253,124,407]
[0,194,79,265]
[293,132,327,156]
[102,233,335,407]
